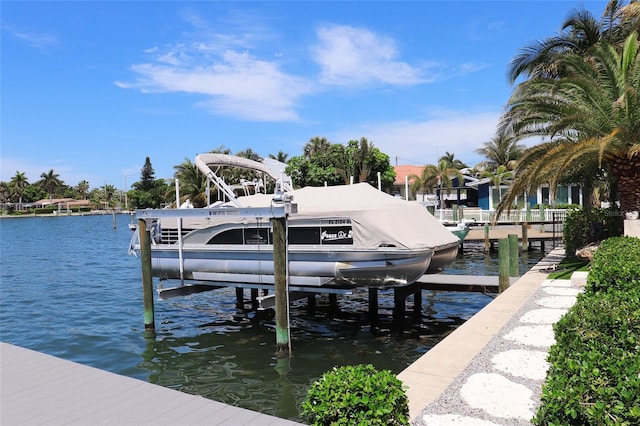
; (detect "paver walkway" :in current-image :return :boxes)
[411,250,583,425]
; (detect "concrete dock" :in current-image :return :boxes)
[0,343,303,426]
[398,247,568,423]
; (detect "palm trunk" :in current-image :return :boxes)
[610,154,640,213]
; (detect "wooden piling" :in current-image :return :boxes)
[484,223,490,252]
[235,288,244,309]
[271,216,290,357]
[521,223,529,250]
[498,238,510,293]
[368,288,379,323]
[138,219,155,331]
[508,234,519,277]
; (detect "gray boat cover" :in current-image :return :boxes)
[233,183,459,251]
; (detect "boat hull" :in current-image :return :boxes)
[426,242,460,274]
[136,244,433,288]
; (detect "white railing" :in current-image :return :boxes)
[433,208,568,223]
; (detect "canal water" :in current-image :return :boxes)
[0,215,549,421]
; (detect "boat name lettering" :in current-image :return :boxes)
[321,230,353,241]
[325,219,351,225]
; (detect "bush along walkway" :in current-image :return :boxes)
[415,275,583,425]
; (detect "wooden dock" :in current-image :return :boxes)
[0,342,303,426]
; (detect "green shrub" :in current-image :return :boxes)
[563,207,623,256]
[534,236,640,425]
[587,236,640,293]
[301,364,409,425]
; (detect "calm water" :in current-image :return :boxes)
[0,215,548,421]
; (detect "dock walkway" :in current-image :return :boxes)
[399,247,577,424]
[0,343,303,426]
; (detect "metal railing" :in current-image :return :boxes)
[434,208,569,223]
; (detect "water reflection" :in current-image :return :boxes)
[137,287,494,421]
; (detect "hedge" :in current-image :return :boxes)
[534,237,640,425]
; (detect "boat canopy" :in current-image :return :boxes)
[231,183,459,251]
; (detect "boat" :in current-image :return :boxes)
[443,221,470,242]
[128,154,460,288]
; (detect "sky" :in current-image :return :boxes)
[1,0,606,191]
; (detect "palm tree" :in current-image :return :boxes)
[498,32,640,214]
[438,152,468,170]
[172,158,209,207]
[411,160,463,213]
[474,133,525,172]
[481,165,513,207]
[10,171,29,209]
[38,169,62,202]
[75,180,90,200]
[303,137,331,158]
[268,151,289,163]
[508,0,640,83]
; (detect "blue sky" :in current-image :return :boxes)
[1,1,605,190]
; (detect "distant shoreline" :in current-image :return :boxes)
[0,211,134,219]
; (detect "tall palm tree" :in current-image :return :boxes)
[303,137,331,158]
[508,0,640,83]
[474,133,525,172]
[438,152,468,170]
[498,32,640,214]
[10,171,29,209]
[38,169,62,202]
[411,160,463,211]
[481,165,513,207]
[268,151,289,163]
[75,180,90,200]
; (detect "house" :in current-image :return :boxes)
[34,198,91,209]
[392,165,583,209]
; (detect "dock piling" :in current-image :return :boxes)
[521,223,529,250]
[271,216,290,357]
[508,234,519,277]
[498,238,510,293]
[484,223,490,252]
[138,219,155,331]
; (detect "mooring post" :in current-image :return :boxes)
[235,288,244,309]
[271,216,290,357]
[508,234,519,277]
[452,204,458,222]
[484,223,490,252]
[139,219,155,331]
[368,288,379,324]
[521,222,529,250]
[498,238,510,293]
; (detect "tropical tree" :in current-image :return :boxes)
[75,180,90,200]
[508,0,640,83]
[268,150,289,163]
[303,136,331,158]
[172,158,209,207]
[38,169,63,202]
[10,171,29,209]
[474,133,525,172]
[481,165,513,207]
[411,160,463,209]
[438,152,468,170]
[130,157,169,208]
[498,31,640,214]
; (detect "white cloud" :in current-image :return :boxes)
[332,111,502,167]
[311,24,426,86]
[116,49,314,122]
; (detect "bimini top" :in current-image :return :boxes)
[231,183,459,251]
